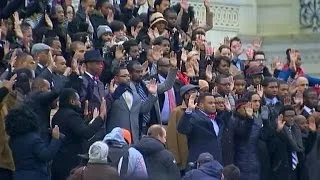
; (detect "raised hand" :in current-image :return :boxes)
[223,36,230,46]
[92,108,100,120]
[245,102,254,118]
[204,0,210,8]
[276,114,286,132]
[283,95,292,106]
[131,26,139,39]
[71,58,80,75]
[52,125,60,139]
[44,13,53,29]
[224,96,232,111]
[63,67,72,76]
[205,64,213,82]
[187,93,198,111]
[80,63,86,75]
[13,12,23,39]
[169,51,177,68]
[308,113,317,132]
[47,51,56,71]
[153,27,160,38]
[83,100,89,117]
[151,45,163,62]
[289,49,297,71]
[180,0,189,12]
[142,61,149,76]
[212,86,218,96]
[253,38,262,51]
[99,98,107,120]
[272,56,284,70]
[115,45,125,61]
[184,61,194,77]
[146,78,158,94]
[181,48,188,62]
[256,84,264,98]
[109,79,118,94]
[3,74,17,90]
[148,28,156,41]
[293,91,303,106]
[9,48,18,68]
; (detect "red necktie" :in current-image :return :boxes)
[167,88,176,112]
[207,113,216,120]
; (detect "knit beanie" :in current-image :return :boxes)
[88,141,109,164]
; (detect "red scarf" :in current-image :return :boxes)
[177,73,190,85]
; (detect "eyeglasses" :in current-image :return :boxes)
[118,74,130,78]
[158,64,171,67]
[253,59,266,62]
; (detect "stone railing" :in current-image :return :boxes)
[172,1,240,32]
[300,0,320,32]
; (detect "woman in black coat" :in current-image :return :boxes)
[6,105,62,180]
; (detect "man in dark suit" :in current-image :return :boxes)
[31,43,51,77]
[301,88,319,119]
[178,92,224,164]
[149,57,182,127]
[269,105,317,180]
[39,55,69,90]
[79,49,106,116]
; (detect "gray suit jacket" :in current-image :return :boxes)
[141,68,178,125]
[106,87,157,143]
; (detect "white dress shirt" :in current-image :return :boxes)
[122,91,133,110]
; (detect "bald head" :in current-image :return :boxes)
[199,80,209,92]
[296,77,309,92]
[147,124,166,144]
[294,115,306,124]
[31,78,51,92]
[157,57,171,76]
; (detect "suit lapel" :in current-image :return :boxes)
[119,95,130,110]
[195,110,217,137]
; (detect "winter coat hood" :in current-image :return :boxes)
[103,127,127,145]
[134,137,165,155]
[199,160,223,179]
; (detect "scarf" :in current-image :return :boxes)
[112,83,132,100]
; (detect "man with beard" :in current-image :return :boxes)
[51,88,107,180]
[106,65,158,143]
[127,58,178,134]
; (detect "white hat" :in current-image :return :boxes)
[88,141,109,164]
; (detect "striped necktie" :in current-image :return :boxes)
[135,83,150,125]
[288,127,299,170]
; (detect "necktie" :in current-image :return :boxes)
[136,83,150,125]
[207,113,216,120]
[288,127,299,170]
[167,88,176,112]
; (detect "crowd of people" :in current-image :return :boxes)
[0,0,320,180]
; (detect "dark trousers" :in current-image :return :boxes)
[0,168,13,180]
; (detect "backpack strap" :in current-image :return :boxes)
[119,148,129,176]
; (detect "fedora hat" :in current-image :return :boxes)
[84,49,104,63]
[150,12,167,27]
